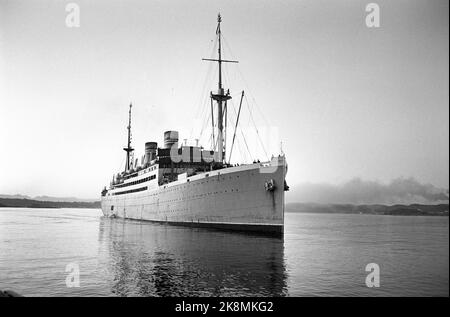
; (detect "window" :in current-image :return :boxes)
[114,174,156,188]
[113,186,148,196]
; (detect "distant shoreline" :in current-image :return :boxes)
[0,197,100,209]
[1,198,448,216]
[286,202,449,216]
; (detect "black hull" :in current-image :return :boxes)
[112,216,284,237]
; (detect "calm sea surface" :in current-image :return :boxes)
[0,208,448,297]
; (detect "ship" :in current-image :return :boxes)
[100,14,289,235]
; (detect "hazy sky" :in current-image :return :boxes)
[0,0,448,199]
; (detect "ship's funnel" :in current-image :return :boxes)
[164,131,179,149]
[144,142,158,165]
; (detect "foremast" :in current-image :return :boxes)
[203,14,238,164]
[123,103,134,172]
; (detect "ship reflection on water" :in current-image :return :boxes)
[98,217,288,296]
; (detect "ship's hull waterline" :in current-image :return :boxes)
[101,156,287,235]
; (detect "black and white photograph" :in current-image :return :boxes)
[0,0,448,302]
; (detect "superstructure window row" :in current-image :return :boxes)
[114,174,156,188]
[113,186,148,196]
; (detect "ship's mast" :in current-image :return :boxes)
[203,14,238,164]
[123,103,134,172]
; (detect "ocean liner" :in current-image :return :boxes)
[101,15,288,234]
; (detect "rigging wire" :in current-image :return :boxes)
[245,94,269,161]
[118,156,125,173]
[227,106,245,163]
[194,37,218,119]
[198,64,218,144]
[189,37,218,140]
[222,33,272,128]
[192,67,215,140]
[228,97,252,162]
[193,31,272,162]
[227,99,253,163]
[222,39,268,162]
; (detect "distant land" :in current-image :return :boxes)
[0,194,98,203]
[0,196,100,209]
[0,194,448,216]
[286,203,449,216]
